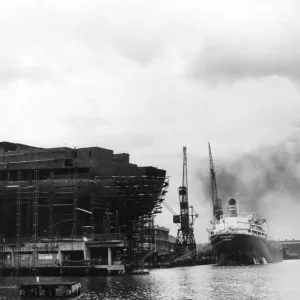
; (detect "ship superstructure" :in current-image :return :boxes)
[208,196,283,265]
[211,197,268,240]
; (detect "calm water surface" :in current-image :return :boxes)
[0,260,299,299]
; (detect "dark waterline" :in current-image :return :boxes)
[1,261,299,299]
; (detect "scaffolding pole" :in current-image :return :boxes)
[72,173,78,237]
[90,193,95,230]
[32,170,39,270]
[48,173,54,237]
[16,172,22,274]
[0,234,4,276]
[0,193,3,274]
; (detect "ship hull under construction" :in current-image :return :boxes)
[210,233,283,265]
[0,141,169,275]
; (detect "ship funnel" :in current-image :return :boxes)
[228,198,237,217]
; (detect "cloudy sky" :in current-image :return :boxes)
[1,0,300,242]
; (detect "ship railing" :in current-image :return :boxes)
[209,228,251,236]
[95,176,166,181]
[221,213,250,219]
[92,233,127,242]
[0,152,71,163]
[209,228,270,240]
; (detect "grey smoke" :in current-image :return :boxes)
[198,136,300,214]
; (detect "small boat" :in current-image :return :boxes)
[20,281,81,298]
[131,268,150,275]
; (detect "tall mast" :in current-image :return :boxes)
[208,143,223,220]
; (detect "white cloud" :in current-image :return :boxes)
[1,0,300,241]
[188,1,300,86]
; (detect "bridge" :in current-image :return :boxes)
[280,240,300,254]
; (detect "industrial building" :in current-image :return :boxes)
[281,240,300,259]
[0,141,168,275]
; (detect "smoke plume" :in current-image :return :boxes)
[198,136,300,239]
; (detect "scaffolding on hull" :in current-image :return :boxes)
[128,177,169,269]
[0,234,4,276]
[129,214,155,268]
[0,175,169,273]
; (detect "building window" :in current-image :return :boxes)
[89,150,92,157]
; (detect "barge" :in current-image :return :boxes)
[20,282,81,298]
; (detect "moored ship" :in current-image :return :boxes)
[208,196,283,265]
[206,142,282,265]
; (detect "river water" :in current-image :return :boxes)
[1,260,299,299]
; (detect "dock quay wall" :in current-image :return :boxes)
[0,237,126,276]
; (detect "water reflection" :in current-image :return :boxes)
[0,261,300,299]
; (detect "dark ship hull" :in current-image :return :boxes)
[210,233,283,265]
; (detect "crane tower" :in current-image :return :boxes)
[173,146,197,256]
[208,143,223,220]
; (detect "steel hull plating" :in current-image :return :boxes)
[210,233,283,265]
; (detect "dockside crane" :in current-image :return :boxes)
[208,143,223,221]
[173,146,197,257]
